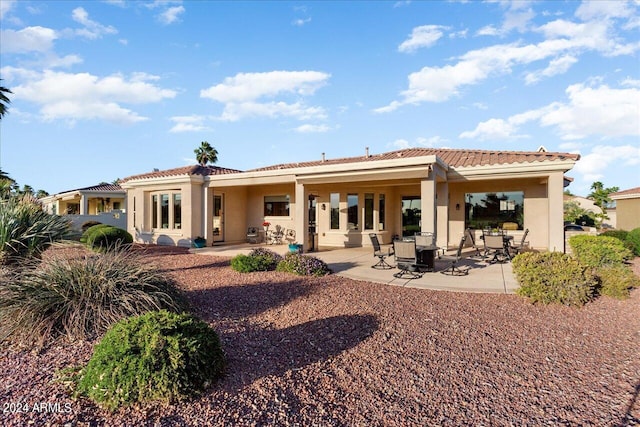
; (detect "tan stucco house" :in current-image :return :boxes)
[40,183,127,231]
[610,187,640,231]
[120,147,580,252]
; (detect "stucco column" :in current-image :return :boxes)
[202,185,210,242]
[80,195,88,215]
[548,171,565,252]
[420,177,436,235]
[436,182,449,248]
[295,181,308,251]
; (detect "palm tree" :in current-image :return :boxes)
[0,79,12,120]
[194,141,218,166]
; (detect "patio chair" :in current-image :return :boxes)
[369,233,394,270]
[270,225,285,245]
[439,235,468,276]
[393,240,423,279]
[484,233,510,263]
[246,226,260,244]
[465,228,483,257]
[510,228,529,255]
[284,229,296,244]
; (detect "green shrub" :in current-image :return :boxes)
[0,195,71,265]
[600,229,635,252]
[81,220,102,232]
[626,228,640,256]
[600,229,629,241]
[512,252,597,307]
[230,254,261,272]
[568,235,633,268]
[276,252,331,277]
[75,310,224,410]
[80,223,110,244]
[0,249,186,344]
[85,225,133,252]
[596,264,640,299]
[230,248,283,272]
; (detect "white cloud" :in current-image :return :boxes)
[398,25,447,53]
[292,17,311,26]
[476,1,535,36]
[525,55,578,84]
[218,101,326,122]
[378,5,639,112]
[0,0,17,20]
[294,124,331,133]
[391,136,447,149]
[460,82,640,141]
[459,118,526,141]
[573,145,640,182]
[575,1,636,21]
[201,71,330,121]
[0,26,57,53]
[159,6,185,25]
[539,83,640,140]
[11,70,177,124]
[169,115,211,133]
[621,77,640,87]
[71,7,117,39]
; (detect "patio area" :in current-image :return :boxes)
[191,243,518,294]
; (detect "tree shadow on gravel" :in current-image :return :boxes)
[186,277,320,320]
[156,258,231,273]
[219,313,379,391]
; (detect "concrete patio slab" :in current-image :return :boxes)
[190,243,519,294]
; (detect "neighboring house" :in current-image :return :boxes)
[120,147,580,252]
[564,195,603,216]
[40,183,127,231]
[609,187,640,231]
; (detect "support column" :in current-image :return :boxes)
[294,181,307,251]
[202,186,210,243]
[80,195,88,215]
[436,182,449,249]
[420,177,436,235]
[548,172,565,252]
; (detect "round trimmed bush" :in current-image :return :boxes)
[230,248,283,272]
[512,252,597,307]
[568,235,633,268]
[80,223,110,244]
[0,250,186,343]
[276,252,331,277]
[85,225,133,252]
[81,220,102,232]
[596,264,640,300]
[76,310,225,410]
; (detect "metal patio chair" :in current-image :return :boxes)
[393,240,423,279]
[439,235,469,275]
[369,233,394,269]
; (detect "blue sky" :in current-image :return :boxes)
[1,0,638,196]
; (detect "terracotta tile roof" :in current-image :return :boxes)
[52,183,124,195]
[75,183,123,192]
[122,148,580,183]
[248,148,580,171]
[121,165,242,183]
[610,186,640,198]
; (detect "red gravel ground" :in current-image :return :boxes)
[1,245,639,426]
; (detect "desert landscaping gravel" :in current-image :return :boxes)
[1,244,639,426]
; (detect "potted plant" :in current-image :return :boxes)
[193,236,206,248]
[262,221,270,232]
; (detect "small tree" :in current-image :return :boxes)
[588,181,618,210]
[194,141,218,166]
